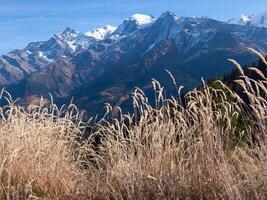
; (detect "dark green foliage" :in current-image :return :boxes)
[206,57,267,146]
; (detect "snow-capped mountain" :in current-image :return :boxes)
[1,11,267,115]
[0,14,158,85]
[228,11,267,28]
[0,26,112,84]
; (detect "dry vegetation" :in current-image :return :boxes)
[0,50,266,199]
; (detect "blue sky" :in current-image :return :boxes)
[0,0,266,54]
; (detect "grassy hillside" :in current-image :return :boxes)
[0,49,266,199]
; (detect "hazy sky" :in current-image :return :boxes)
[0,0,266,54]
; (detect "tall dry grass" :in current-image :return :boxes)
[0,96,89,199]
[0,50,266,199]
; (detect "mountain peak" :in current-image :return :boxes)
[159,11,179,20]
[240,14,253,23]
[227,14,254,25]
[128,13,155,26]
[57,27,79,42]
[113,13,154,36]
[62,27,77,35]
[85,25,116,40]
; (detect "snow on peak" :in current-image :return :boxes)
[48,28,91,53]
[112,14,155,37]
[85,25,116,40]
[228,14,255,25]
[55,27,79,43]
[128,13,155,26]
[240,14,254,24]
